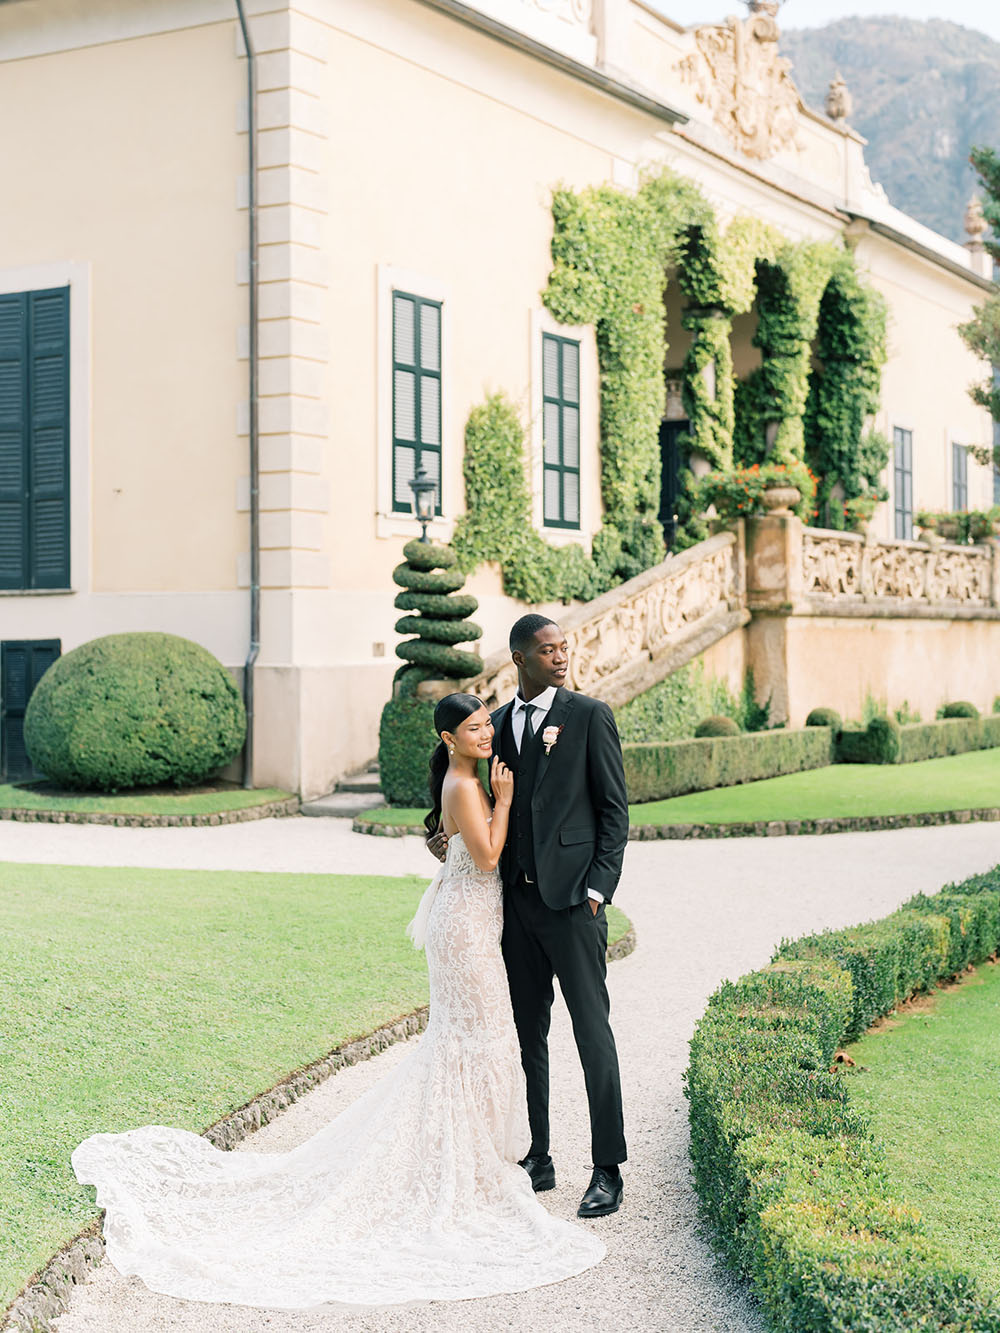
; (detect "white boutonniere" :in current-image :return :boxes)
[542,724,563,757]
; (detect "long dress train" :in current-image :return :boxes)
[71,832,606,1308]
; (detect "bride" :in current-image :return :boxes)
[72,692,605,1309]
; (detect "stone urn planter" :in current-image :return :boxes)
[761,485,801,517]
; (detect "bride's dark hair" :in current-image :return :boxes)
[424,692,487,837]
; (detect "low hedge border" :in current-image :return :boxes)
[0,797,300,828]
[356,808,1000,840]
[836,715,1000,765]
[630,807,1000,839]
[6,924,636,1333]
[622,728,835,804]
[686,864,1000,1331]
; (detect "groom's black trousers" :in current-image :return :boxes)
[501,873,627,1167]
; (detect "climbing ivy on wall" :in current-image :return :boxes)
[451,394,597,603]
[452,168,891,599]
[543,170,711,578]
[733,243,840,467]
[804,255,890,527]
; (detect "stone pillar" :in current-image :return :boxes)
[744,513,805,725]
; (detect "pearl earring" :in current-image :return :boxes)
[449,746,455,756]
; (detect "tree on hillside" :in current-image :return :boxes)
[958,146,1000,459]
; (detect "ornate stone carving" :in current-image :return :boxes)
[678,3,801,160]
[825,72,852,122]
[802,531,995,608]
[463,535,744,708]
[965,195,987,244]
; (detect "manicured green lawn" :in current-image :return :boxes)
[361,806,426,826]
[0,782,293,816]
[0,861,630,1306]
[628,748,1000,825]
[846,962,1000,1297]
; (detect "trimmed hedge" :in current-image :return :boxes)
[899,714,1000,763]
[623,727,834,803]
[377,693,437,807]
[835,715,901,764]
[686,864,1000,1332]
[23,633,245,791]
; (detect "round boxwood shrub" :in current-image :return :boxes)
[24,632,246,791]
[940,700,979,719]
[805,706,843,730]
[694,715,741,738]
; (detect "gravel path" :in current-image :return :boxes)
[8,817,998,1333]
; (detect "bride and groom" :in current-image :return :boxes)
[72,614,631,1308]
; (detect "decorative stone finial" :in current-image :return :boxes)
[825,71,852,122]
[748,0,781,15]
[965,195,987,243]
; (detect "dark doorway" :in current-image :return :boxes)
[658,419,688,550]
[1,639,60,781]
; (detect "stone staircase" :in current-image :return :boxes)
[301,761,385,818]
[419,529,750,710]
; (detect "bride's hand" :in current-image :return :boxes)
[490,756,514,807]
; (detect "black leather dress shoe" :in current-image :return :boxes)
[577,1167,623,1217]
[518,1155,556,1192]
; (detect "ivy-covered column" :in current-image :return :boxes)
[733,243,837,468]
[804,259,889,530]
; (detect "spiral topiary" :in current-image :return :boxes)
[23,632,246,791]
[805,706,843,731]
[379,540,483,806]
[694,715,741,738]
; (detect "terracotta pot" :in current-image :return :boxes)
[761,485,801,516]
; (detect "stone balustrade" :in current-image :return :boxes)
[420,530,750,709]
[800,527,1000,616]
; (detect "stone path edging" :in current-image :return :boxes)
[4,932,635,1333]
[628,806,1000,839]
[0,797,299,829]
[356,807,1000,842]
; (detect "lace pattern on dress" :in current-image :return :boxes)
[71,833,605,1308]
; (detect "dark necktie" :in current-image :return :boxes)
[521,703,538,743]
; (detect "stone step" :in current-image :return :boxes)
[300,791,386,819]
[335,773,383,795]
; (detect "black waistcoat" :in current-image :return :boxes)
[499,706,544,883]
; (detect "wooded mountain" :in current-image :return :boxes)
[781,18,1000,243]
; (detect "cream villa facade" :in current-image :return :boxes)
[0,0,997,796]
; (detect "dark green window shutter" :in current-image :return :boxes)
[391,291,442,515]
[28,289,70,588]
[0,287,69,591]
[0,294,28,590]
[541,333,581,530]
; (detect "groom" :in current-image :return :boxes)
[433,614,629,1216]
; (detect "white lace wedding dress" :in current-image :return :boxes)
[71,832,606,1308]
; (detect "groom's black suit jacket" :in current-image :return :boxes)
[490,687,629,911]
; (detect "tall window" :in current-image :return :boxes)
[0,287,71,590]
[541,333,580,529]
[391,292,441,515]
[952,442,968,511]
[893,426,913,540]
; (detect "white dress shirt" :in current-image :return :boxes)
[511,688,604,905]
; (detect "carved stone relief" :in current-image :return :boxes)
[803,531,995,607]
[677,3,801,160]
[466,538,743,708]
